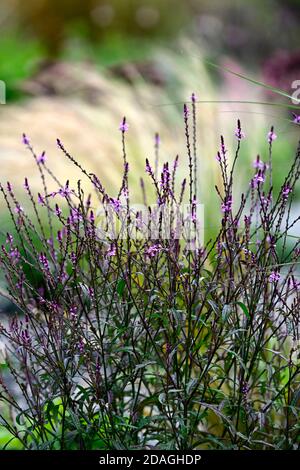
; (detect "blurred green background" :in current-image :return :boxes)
[1,0,300,97]
[0,0,299,229]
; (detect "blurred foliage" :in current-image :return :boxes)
[61,34,156,67]
[0,35,44,101]
[0,0,298,58]
[3,0,190,55]
[0,0,299,101]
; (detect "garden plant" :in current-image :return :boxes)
[0,98,300,450]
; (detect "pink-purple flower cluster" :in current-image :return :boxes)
[145,243,162,258]
[235,120,245,140]
[269,271,280,283]
[221,196,232,214]
[282,185,292,200]
[267,128,277,144]
[292,113,300,124]
[119,117,129,133]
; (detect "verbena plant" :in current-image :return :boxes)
[0,98,300,450]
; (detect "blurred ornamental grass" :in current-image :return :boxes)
[1,41,296,233]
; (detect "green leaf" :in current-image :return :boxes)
[158,393,166,405]
[222,304,232,322]
[237,302,251,320]
[207,299,219,315]
[205,59,300,104]
[117,279,126,296]
[186,378,198,394]
[135,361,156,371]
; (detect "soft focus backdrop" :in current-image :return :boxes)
[0,0,299,224]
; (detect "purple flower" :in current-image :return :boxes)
[220,136,227,157]
[57,230,63,243]
[121,186,129,199]
[244,215,251,227]
[88,287,95,298]
[241,381,250,398]
[77,338,85,354]
[282,185,292,200]
[292,113,300,124]
[49,301,59,313]
[216,240,223,258]
[191,195,197,222]
[16,274,24,291]
[70,305,78,320]
[216,151,221,163]
[235,128,245,140]
[235,120,245,140]
[267,129,277,143]
[23,178,29,191]
[14,204,23,214]
[107,243,117,257]
[22,133,30,145]
[39,253,51,278]
[39,253,49,267]
[292,277,300,290]
[254,172,265,184]
[266,235,276,248]
[155,133,160,147]
[261,194,272,207]
[269,271,280,283]
[145,243,162,258]
[58,181,72,198]
[59,271,68,283]
[37,151,46,164]
[21,328,31,346]
[70,251,77,266]
[145,158,154,177]
[51,181,73,199]
[251,170,265,188]
[191,92,197,104]
[293,248,300,259]
[70,207,82,224]
[183,104,190,119]
[160,162,171,190]
[253,156,265,170]
[9,248,20,264]
[221,196,232,214]
[173,155,179,171]
[96,357,101,375]
[55,204,62,216]
[89,210,95,224]
[6,233,13,245]
[119,117,129,132]
[47,238,54,248]
[110,198,121,213]
[37,193,45,205]
[91,174,104,193]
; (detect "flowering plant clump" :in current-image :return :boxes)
[0,101,300,450]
